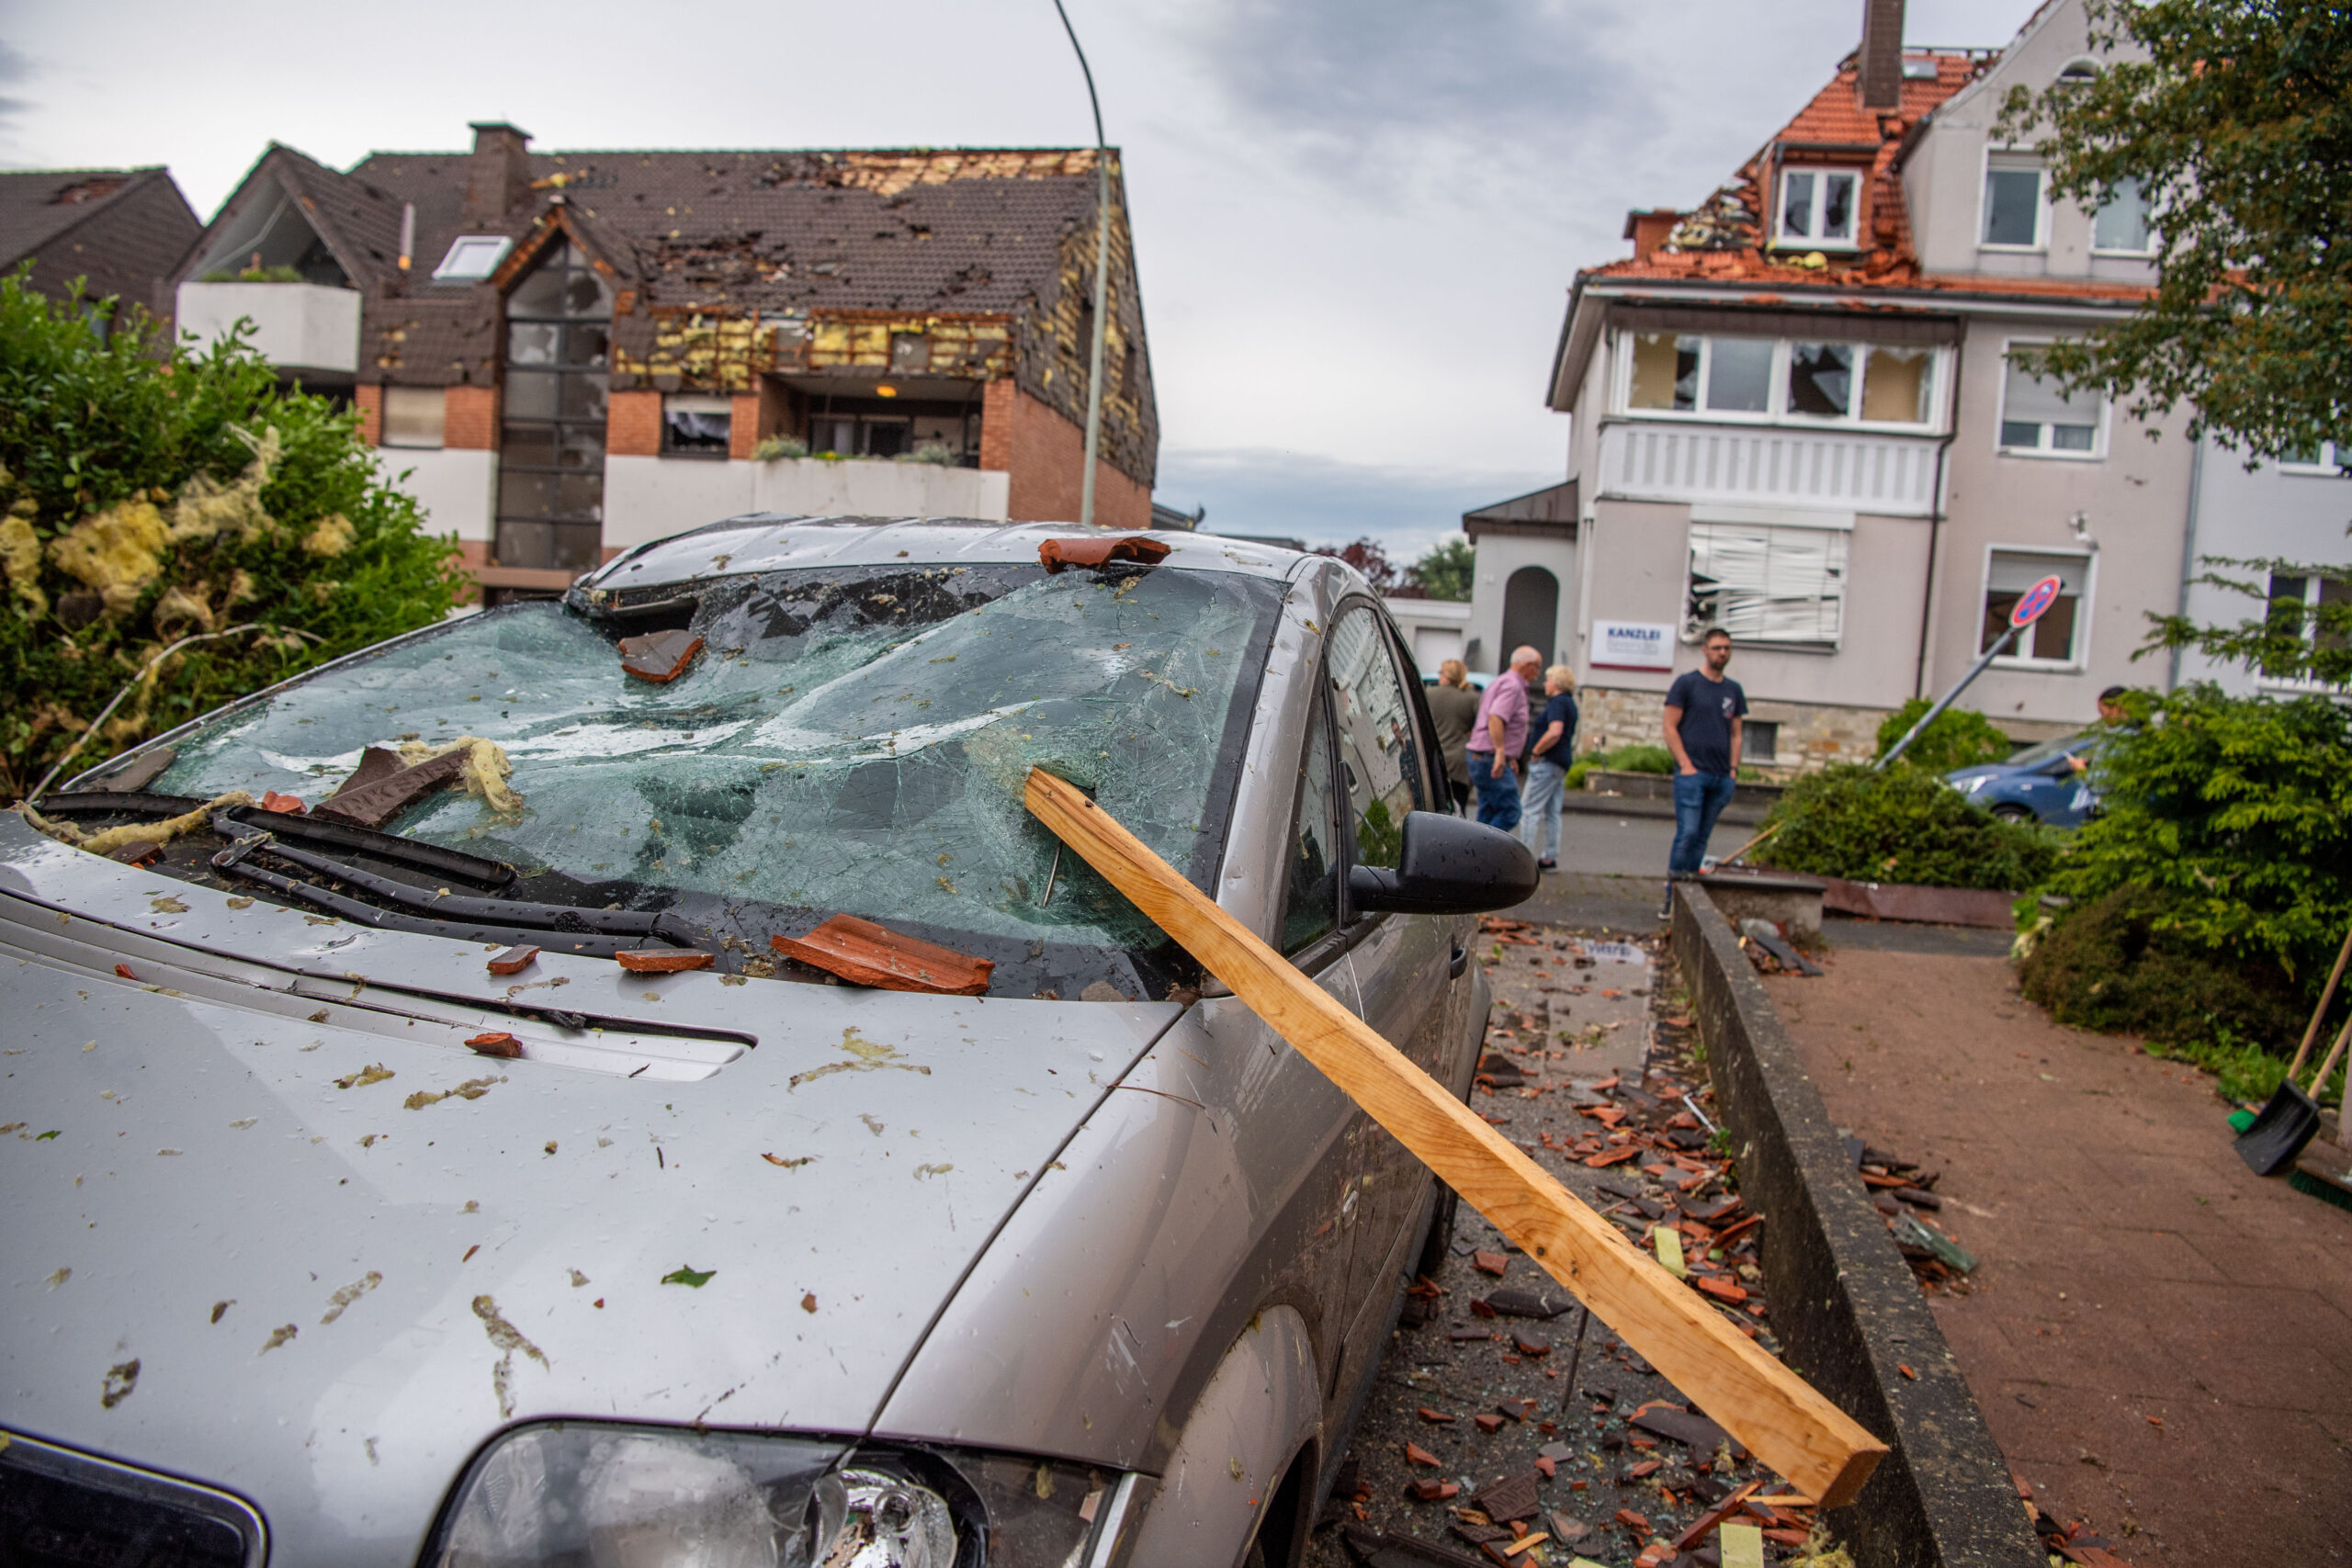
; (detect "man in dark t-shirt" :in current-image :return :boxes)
[1660,626,1747,919]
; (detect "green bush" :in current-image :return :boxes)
[0,269,463,796]
[1872,699,2013,773]
[2039,682,2352,991]
[2019,886,2312,1066]
[1760,764,2063,890]
[1594,743,1674,774]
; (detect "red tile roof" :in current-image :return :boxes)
[1577,52,2139,302]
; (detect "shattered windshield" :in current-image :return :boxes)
[153,560,1283,998]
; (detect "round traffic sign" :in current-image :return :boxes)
[2010,574,2064,628]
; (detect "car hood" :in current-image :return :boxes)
[0,818,1178,1565]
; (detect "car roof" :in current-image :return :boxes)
[579,515,1312,595]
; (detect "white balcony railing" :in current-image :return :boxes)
[1599,420,1942,517]
[175,281,361,375]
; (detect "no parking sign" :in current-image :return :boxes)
[2010,574,2064,628]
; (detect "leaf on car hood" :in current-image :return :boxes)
[404,1076,503,1111]
[334,1064,394,1089]
[320,1270,381,1325]
[661,1264,716,1288]
[786,1026,930,1092]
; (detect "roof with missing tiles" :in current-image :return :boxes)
[1587,52,1986,293]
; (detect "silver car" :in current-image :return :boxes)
[2,518,1532,1568]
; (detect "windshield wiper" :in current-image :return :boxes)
[209,818,710,960]
[222,805,518,889]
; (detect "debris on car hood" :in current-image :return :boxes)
[773,913,995,996]
[1036,535,1171,573]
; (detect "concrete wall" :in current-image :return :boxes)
[376,446,495,544]
[1928,318,2194,726]
[175,281,360,374]
[603,455,1012,550]
[1464,533,1577,674]
[2177,440,2352,695]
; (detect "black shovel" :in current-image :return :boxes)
[2238,1013,2352,1177]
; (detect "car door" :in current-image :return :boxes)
[1322,604,1457,1329]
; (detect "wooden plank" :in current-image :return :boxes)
[1023,768,1888,1508]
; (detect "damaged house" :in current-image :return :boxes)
[0,167,198,329]
[170,126,1159,596]
[1471,0,2198,766]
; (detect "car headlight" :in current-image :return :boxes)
[430,1423,1124,1568]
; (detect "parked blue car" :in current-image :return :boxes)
[1945,732,2099,826]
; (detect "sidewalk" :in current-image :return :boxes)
[1764,948,2352,1566]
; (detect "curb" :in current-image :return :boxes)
[1672,885,2043,1568]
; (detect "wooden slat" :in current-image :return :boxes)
[1023,769,1887,1508]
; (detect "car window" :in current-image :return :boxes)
[153,562,1285,982]
[1328,606,1427,872]
[2005,731,2087,768]
[1279,689,1341,955]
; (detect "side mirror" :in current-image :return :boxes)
[1347,810,1540,916]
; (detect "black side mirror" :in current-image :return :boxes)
[1348,811,1540,916]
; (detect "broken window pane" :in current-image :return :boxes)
[1820,172,1856,241]
[1327,608,1423,869]
[1629,333,1698,412]
[154,562,1286,998]
[1780,171,1816,240]
[1859,346,1933,424]
[1786,343,1853,418]
[662,394,732,457]
[1704,338,1773,413]
[1281,688,1340,954]
[889,333,931,373]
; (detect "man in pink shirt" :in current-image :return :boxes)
[1464,645,1541,830]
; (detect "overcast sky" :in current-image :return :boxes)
[0,0,2030,560]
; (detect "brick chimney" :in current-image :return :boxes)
[1858,0,1905,110]
[1623,209,1680,260]
[462,122,533,223]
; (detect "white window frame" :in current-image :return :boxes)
[1772,166,1863,251]
[2089,176,2156,257]
[1981,544,2096,671]
[1614,331,1948,434]
[1996,339,2108,461]
[2278,441,2351,476]
[2257,570,2352,694]
[431,234,513,282]
[1978,150,2050,253]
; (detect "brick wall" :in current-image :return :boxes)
[729,392,761,460]
[354,384,382,446]
[607,390,662,457]
[978,379,1150,528]
[445,386,499,451]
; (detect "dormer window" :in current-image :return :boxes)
[1777,168,1860,248]
[433,235,512,282]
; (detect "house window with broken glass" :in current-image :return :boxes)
[497,243,611,570]
[1623,333,1940,431]
[1775,168,1860,248]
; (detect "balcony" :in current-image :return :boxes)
[1598,420,1941,517]
[602,454,1012,553]
[175,281,360,376]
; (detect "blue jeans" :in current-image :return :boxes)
[1469,749,1521,832]
[1668,770,1737,876]
[1521,757,1568,863]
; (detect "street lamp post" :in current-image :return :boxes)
[1052,0,1112,528]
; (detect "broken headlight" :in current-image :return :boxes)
[430,1422,1124,1567]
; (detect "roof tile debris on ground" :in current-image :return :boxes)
[1314,918,1855,1568]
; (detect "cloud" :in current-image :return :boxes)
[0,40,34,137]
[1159,446,1556,561]
[1167,0,1645,204]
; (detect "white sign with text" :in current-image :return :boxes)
[1590,620,1676,671]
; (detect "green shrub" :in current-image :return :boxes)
[751,434,808,461]
[196,265,306,284]
[2019,886,2312,1062]
[1594,743,1675,774]
[1760,764,2063,890]
[0,269,462,795]
[1872,699,2013,773]
[2041,682,2352,988]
